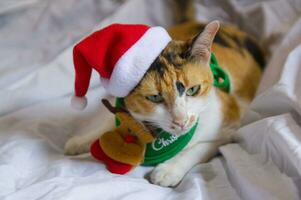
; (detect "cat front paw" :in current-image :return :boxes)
[64,136,91,155]
[150,163,185,187]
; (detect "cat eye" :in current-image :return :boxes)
[186,85,201,96]
[145,94,164,103]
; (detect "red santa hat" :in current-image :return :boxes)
[71,24,171,110]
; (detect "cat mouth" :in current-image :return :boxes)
[142,121,178,137]
[142,120,193,137]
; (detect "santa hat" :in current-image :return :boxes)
[71,24,171,110]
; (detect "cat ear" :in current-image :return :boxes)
[190,20,220,63]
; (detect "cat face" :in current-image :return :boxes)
[124,21,219,136]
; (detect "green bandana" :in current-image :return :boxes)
[115,53,230,166]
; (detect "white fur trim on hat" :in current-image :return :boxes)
[101,26,171,97]
[71,96,87,110]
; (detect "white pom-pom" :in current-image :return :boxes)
[71,96,87,110]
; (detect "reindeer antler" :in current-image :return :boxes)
[101,99,128,114]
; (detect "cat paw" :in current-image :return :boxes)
[150,163,185,187]
[64,136,91,155]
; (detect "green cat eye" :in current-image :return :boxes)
[186,85,201,96]
[146,94,164,103]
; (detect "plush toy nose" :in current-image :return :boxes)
[125,134,136,143]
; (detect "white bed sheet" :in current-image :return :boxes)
[0,0,301,199]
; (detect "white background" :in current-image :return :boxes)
[0,0,301,199]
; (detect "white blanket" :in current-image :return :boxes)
[0,0,301,199]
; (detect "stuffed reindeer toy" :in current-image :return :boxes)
[90,99,154,174]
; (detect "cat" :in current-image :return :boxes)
[64,20,264,187]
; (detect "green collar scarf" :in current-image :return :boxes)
[115,53,230,166]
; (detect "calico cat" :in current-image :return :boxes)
[65,20,264,187]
